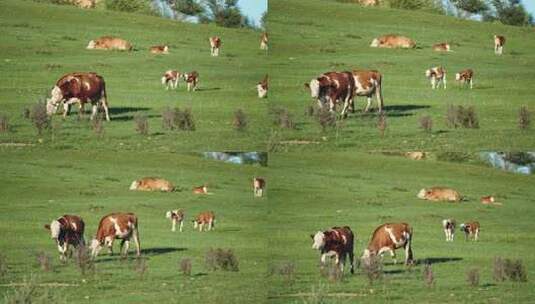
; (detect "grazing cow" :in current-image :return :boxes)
[417,187,462,202]
[183,71,199,92]
[165,209,185,232]
[305,71,355,114]
[192,185,208,194]
[370,34,416,49]
[90,213,141,258]
[260,32,268,50]
[460,221,480,241]
[442,219,456,242]
[44,215,85,261]
[150,45,169,54]
[405,151,426,160]
[311,226,355,274]
[362,223,413,265]
[257,75,268,98]
[432,42,451,52]
[455,69,474,89]
[494,35,506,55]
[161,70,181,90]
[46,72,110,121]
[209,36,221,56]
[352,69,384,113]
[425,67,447,90]
[129,177,175,192]
[253,177,266,197]
[86,36,132,51]
[193,211,216,232]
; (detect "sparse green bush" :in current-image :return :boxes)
[232,109,248,131]
[270,107,295,129]
[134,113,149,135]
[0,114,10,133]
[3,275,67,304]
[204,248,239,272]
[423,263,434,287]
[519,106,531,130]
[466,268,480,287]
[179,258,192,276]
[315,107,336,131]
[504,258,528,282]
[105,0,154,15]
[30,103,50,135]
[419,115,433,133]
[362,255,383,284]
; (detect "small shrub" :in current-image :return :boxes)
[0,114,10,133]
[3,275,67,304]
[22,107,31,119]
[519,106,531,130]
[105,0,154,14]
[320,262,343,282]
[204,248,239,272]
[162,107,176,130]
[446,105,479,129]
[304,105,315,117]
[422,263,434,287]
[436,151,472,162]
[133,257,148,279]
[270,107,295,129]
[269,261,296,282]
[179,258,192,276]
[315,107,336,131]
[134,113,149,135]
[466,268,480,287]
[493,257,506,282]
[0,253,7,278]
[302,282,328,304]
[161,107,196,131]
[30,103,50,135]
[446,104,458,128]
[362,255,383,285]
[377,112,387,137]
[91,113,105,136]
[419,115,432,133]
[504,259,528,282]
[75,246,94,275]
[36,251,52,272]
[232,109,248,131]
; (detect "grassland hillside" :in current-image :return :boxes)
[268,0,535,152]
[0,0,269,151]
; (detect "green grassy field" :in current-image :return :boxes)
[268,152,535,303]
[0,0,269,151]
[268,0,535,152]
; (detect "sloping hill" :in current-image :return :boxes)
[268,0,535,151]
[0,0,269,151]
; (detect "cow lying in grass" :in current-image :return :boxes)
[417,187,462,202]
[192,185,209,194]
[432,42,451,52]
[311,226,355,273]
[150,45,169,54]
[44,215,85,261]
[86,36,132,51]
[370,34,416,49]
[166,209,185,232]
[90,212,141,258]
[362,223,413,265]
[130,177,175,192]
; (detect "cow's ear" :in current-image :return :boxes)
[304,83,310,89]
[44,224,50,230]
[310,234,314,239]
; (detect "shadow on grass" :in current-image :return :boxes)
[93,247,186,263]
[112,114,159,122]
[417,257,463,265]
[109,107,151,115]
[195,87,221,92]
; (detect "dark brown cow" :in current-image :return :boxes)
[460,221,480,241]
[150,45,169,54]
[193,211,216,232]
[46,72,110,121]
[209,36,221,56]
[260,32,268,50]
[161,70,181,90]
[166,209,185,232]
[494,35,506,55]
[90,212,140,258]
[183,71,199,92]
[253,177,266,197]
[44,215,85,261]
[305,71,355,114]
[362,223,413,265]
[455,69,474,89]
[257,75,268,98]
[311,226,355,273]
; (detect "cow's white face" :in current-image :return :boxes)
[89,239,102,257]
[46,86,63,115]
[166,211,172,219]
[417,188,427,199]
[308,79,320,98]
[311,231,325,250]
[455,73,461,81]
[425,70,432,78]
[129,180,139,190]
[49,220,61,239]
[257,84,267,98]
[86,40,96,49]
[370,38,379,47]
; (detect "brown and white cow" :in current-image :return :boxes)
[90,213,140,258]
[161,70,181,90]
[129,177,175,192]
[44,215,85,261]
[150,45,169,54]
[405,151,426,160]
[442,218,456,242]
[209,36,221,56]
[192,211,216,232]
[260,32,268,50]
[86,36,132,51]
[370,34,416,49]
[417,187,462,202]
[432,42,451,52]
[455,69,474,89]
[192,185,208,194]
[352,69,384,113]
[460,221,480,241]
[183,71,199,92]
[46,72,110,121]
[362,223,413,265]
[425,66,447,90]
[166,209,185,232]
[253,177,266,197]
[257,75,268,98]
[311,226,355,274]
[305,71,355,114]
[494,35,506,55]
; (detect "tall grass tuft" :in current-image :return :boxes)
[446,105,479,129]
[179,258,192,276]
[504,258,528,282]
[493,257,506,282]
[320,262,343,282]
[270,107,295,129]
[419,115,432,133]
[0,114,10,133]
[518,106,531,130]
[466,268,480,287]
[377,112,387,137]
[133,257,148,279]
[134,113,149,135]
[35,251,52,272]
[30,103,50,135]
[204,248,239,272]
[362,255,383,284]
[3,275,67,304]
[75,246,94,275]
[161,107,196,131]
[422,263,434,287]
[0,253,7,278]
[91,112,105,136]
[268,261,296,282]
[232,109,248,131]
[315,107,336,131]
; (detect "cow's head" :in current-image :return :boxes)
[163,46,169,53]
[257,84,268,98]
[46,86,63,115]
[192,220,199,229]
[425,69,432,78]
[44,220,61,240]
[86,40,96,49]
[459,223,467,232]
[166,211,172,219]
[305,79,321,99]
[370,38,380,47]
[311,231,326,250]
[89,239,103,258]
[455,73,461,81]
[417,188,428,199]
[129,180,139,190]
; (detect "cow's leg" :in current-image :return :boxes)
[443,75,447,89]
[133,228,141,257]
[101,100,110,121]
[199,223,204,232]
[57,242,68,261]
[90,104,98,121]
[340,99,349,117]
[431,77,436,89]
[470,78,473,89]
[348,250,355,274]
[122,240,130,257]
[475,229,479,241]
[390,249,397,264]
[364,97,372,112]
[171,219,176,232]
[179,220,183,232]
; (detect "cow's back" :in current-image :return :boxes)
[369,223,410,249]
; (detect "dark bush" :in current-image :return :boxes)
[105,0,154,15]
[204,248,239,272]
[179,258,192,276]
[362,255,383,284]
[232,109,248,131]
[0,114,10,133]
[315,107,336,131]
[22,107,31,119]
[504,259,528,282]
[419,115,432,133]
[519,106,531,130]
[466,268,480,287]
[30,103,50,135]
[377,112,387,137]
[36,251,52,272]
[134,113,149,135]
[270,107,295,129]
[422,263,434,287]
[161,107,196,131]
[446,105,479,129]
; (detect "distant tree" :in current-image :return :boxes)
[483,0,533,26]
[173,0,204,16]
[199,0,251,28]
[450,0,488,15]
[260,11,267,30]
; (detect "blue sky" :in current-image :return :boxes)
[522,0,535,16]
[237,0,267,27]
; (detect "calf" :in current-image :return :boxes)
[253,177,266,197]
[425,67,447,90]
[86,36,132,51]
[352,69,384,113]
[193,211,216,232]
[44,215,85,261]
[362,223,413,265]
[455,69,474,89]
[90,212,141,258]
[310,226,355,274]
[370,34,416,49]
[150,45,169,54]
[46,72,110,121]
[183,71,199,92]
[494,35,506,55]
[260,32,268,50]
[460,221,480,241]
[209,36,221,56]
[417,187,462,202]
[305,71,355,114]
[129,177,175,192]
[257,75,268,98]
[161,70,181,90]
[442,219,456,242]
[192,185,208,194]
[432,42,451,52]
[165,209,185,232]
